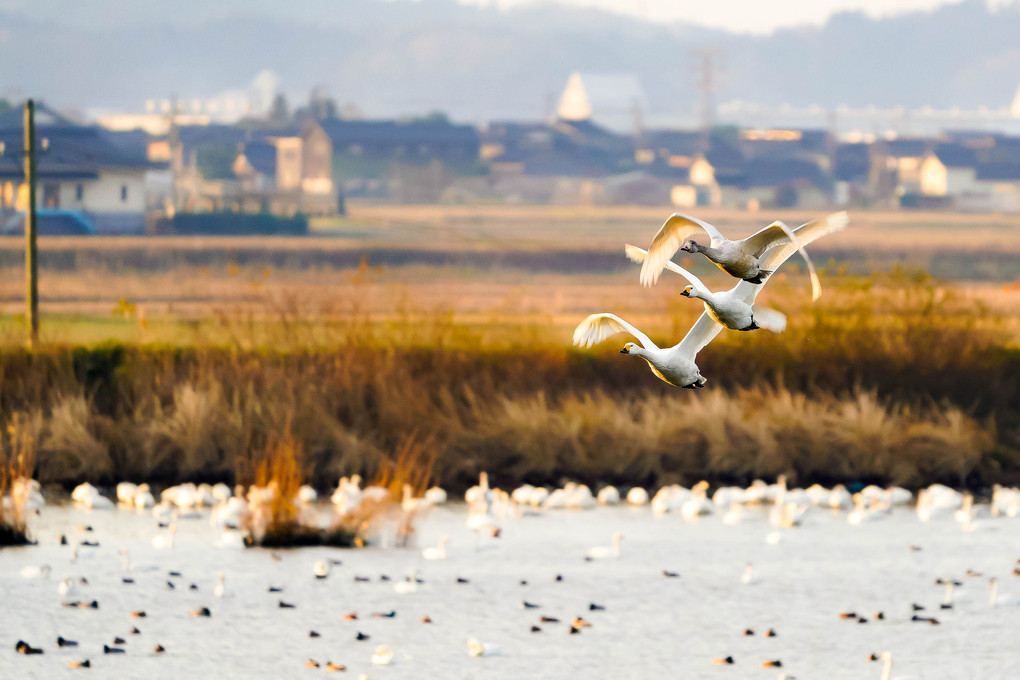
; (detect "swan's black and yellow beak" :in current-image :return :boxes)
[619,346,629,354]
[681,286,692,297]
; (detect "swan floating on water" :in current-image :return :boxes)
[587,532,622,560]
[422,534,450,560]
[625,487,649,506]
[596,485,620,505]
[371,644,394,665]
[467,638,500,657]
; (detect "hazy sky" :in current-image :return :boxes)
[1,0,1013,35]
[467,0,1001,34]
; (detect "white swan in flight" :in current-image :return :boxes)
[573,311,717,389]
[638,211,849,299]
[576,213,848,389]
[625,244,787,333]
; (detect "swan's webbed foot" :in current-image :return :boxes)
[744,269,773,285]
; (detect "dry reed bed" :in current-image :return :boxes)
[0,414,36,544]
[0,289,1016,492]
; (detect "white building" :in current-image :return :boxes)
[0,102,158,234]
[557,72,649,131]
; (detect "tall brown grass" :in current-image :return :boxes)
[1,412,38,545]
[0,270,1015,492]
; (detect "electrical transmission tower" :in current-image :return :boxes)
[691,48,722,144]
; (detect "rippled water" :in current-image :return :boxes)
[1,501,1018,679]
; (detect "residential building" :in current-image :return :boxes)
[0,102,159,234]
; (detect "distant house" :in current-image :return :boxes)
[742,156,831,209]
[920,144,979,196]
[635,129,702,167]
[231,119,336,215]
[884,138,930,195]
[319,118,479,166]
[680,142,747,208]
[833,143,871,205]
[0,102,160,234]
[967,163,1020,213]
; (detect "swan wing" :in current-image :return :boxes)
[639,213,724,287]
[674,311,724,360]
[761,211,850,301]
[573,313,660,351]
[625,244,711,295]
[741,221,795,258]
[749,306,787,333]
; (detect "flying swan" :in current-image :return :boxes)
[637,211,849,299]
[625,244,786,333]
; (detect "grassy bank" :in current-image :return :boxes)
[0,287,1016,492]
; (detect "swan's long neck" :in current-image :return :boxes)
[943,582,954,605]
[879,654,892,680]
[690,241,722,260]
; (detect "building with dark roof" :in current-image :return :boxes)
[319,118,479,166]
[0,102,161,233]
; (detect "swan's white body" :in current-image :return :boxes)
[72,483,113,510]
[597,485,621,505]
[712,487,746,510]
[467,638,500,657]
[587,532,622,559]
[371,645,395,665]
[424,486,448,505]
[989,577,1020,607]
[422,534,449,560]
[465,472,493,506]
[573,312,714,389]
[626,244,786,333]
[331,476,364,515]
[57,576,76,595]
[297,485,318,505]
[313,560,330,579]
[133,484,155,509]
[680,482,714,520]
[741,563,759,585]
[582,214,848,388]
[9,478,45,512]
[651,485,690,515]
[848,494,886,525]
[21,564,51,579]
[828,485,853,510]
[116,482,138,505]
[152,523,177,549]
[626,487,649,506]
[214,572,227,598]
[638,211,849,299]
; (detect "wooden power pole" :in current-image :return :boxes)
[24,99,38,348]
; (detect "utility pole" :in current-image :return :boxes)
[691,48,721,149]
[24,99,38,349]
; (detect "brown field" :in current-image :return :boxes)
[0,205,1017,491]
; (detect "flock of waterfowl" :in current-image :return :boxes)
[5,469,1020,677]
[573,211,850,388]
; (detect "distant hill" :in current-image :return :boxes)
[2,0,1019,121]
